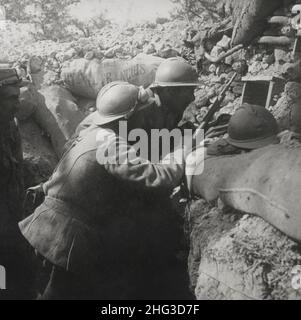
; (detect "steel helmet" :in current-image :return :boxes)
[93,81,151,126]
[150,57,201,88]
[227,103,279,149]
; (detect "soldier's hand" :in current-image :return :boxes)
[24,184,45,215]
[27,184,44,194]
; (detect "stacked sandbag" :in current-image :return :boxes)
[33,85,85,157]
[61,58,122,99]
[61,54,164,99]
[119,53,164,88]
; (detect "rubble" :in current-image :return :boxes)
[272,82,301,130]
[188,201,301,300]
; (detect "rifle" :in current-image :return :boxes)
[199,72,238,133]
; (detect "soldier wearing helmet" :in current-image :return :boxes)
[227,104,279,149]
[75,57,201,135]
[19,80,197,300]
[149,57,200,130]
[207,103,280,156]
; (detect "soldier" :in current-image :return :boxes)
[148,57,199,131]
[75,57,199,135]
[19,74,201,299]
[0,68,30,299]
[206,103,280,156]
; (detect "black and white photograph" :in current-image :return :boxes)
[1,0,301,303]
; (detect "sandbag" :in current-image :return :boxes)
[33,85,85,157]
[61,58,122,99]
[231,0,284,46]
[187,144,301,242]
[120,53,164,88]
[61,54,164,99]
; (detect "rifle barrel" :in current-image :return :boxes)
[200,72,238,132]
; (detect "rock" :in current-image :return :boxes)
[64,48,78,60]
[282,61,301,82]
[156,17,169,24]
[158,47,179,59]
[14,65,27,79]
[153,36,162,43]
[281,25,295,37]
[20,53,30,64]
[209,64,217,74]
[248,61,263,75]
[252,53,264,62]
[232,60,248,75]
[222,91,236,106]
[225,49,246,65]
[49,51,57,59]
[143,43,156,55]
[274,48,292,65]
[28,56,43,74]
[210,45,224,59]
[122,30,135,37]
[52,60,60,69]
[84,51,95,60]
[272,82,301,130]
[262,54,275,65]
[146,22,156,29]
[126,26,135,31]
[104,47,115,58]
[232,81,245,96]
[55,52,68,62]
[157,25,165,32]
[104,45,122,58]
[43,70,60,86]
[216,35,231,50]
[284,82,301,103]
[94,49,104,60]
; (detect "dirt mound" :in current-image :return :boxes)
[20,119,57,189]
[187,200,301,300]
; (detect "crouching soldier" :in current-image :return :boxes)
[75,57,199,135]
[19,81,200,300]
[206,103,280,156]
[0,68,31,298]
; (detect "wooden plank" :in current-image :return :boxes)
[293,37,301,58]
[266,82,274,109]
[242,75,283,82]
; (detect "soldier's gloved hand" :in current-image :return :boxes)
[24,183,45,216]
[26,184,44,198]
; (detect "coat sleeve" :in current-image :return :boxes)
[96,128,185,189]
